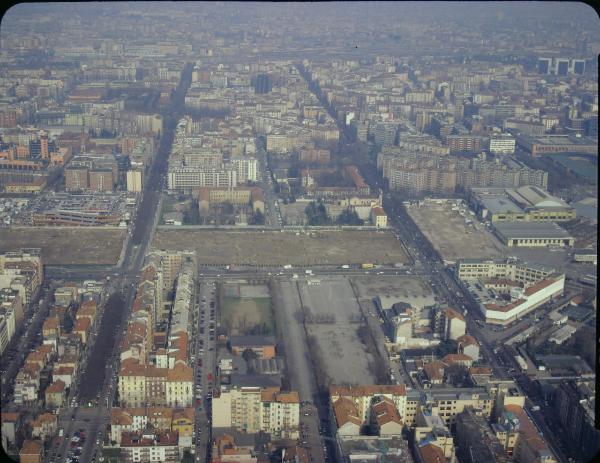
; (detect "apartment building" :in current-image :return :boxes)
[120,431,179,463]
[126,169,143,192]
[31,413,57,442]
[455,407,510,463]
[431,307,466,341]
[260,388,301,439]
[118,360,148,408]
[554,380,599,463]
[167,167,237,192]
[489,135,516,155]
[165,364,194,408]
[370,206,388,228]
[231,157,258,182]
[329,385,408,427]
[1,412,22,452]
[462,271,565,325]
[118,360,194,408]
[88,168,114,192]
[413,405,456,463]
[14,364,41,405]
[0,288,23,354]
[142,250,195,326]
[110,407,195,450]
[212,385,300,438]
[64,167,89,191]
[457,259,555,284]
[445,134,487,154]
[501,405,557,463]
[383,156,457,196]
[0,248,43,306]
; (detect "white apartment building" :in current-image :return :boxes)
[457,259,554,284]
[212,386,300,438]
[489,135,516,155]
[231,157,258,182]
[458,258,564,324]
[126,170,143,193]
[167,167,237,192]
[165,365,193,408]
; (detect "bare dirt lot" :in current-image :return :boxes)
[406,201,504,262]
[152,229,409,265]
[297,278,378,386]
[0,227,126,265]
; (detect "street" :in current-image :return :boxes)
[43,62,194,463]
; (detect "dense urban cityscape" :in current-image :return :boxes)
[0,2,598,463]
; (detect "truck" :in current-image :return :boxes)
[59,428,64,437]
[305,269,313,275]
[341,265,350,269]
[361,263,374,269]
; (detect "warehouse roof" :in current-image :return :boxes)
[493,221,573,239]
[480,196,523,214]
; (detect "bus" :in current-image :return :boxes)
[514,355,528,372]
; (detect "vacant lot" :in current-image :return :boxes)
[221,296,273,336]
[0,227,126,265]
[406,201,504,262]
[152,229,408,265]
[297,278,378,386]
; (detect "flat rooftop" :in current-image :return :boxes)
[519,134,597,146]
[493,221,573,239]
[480,196,523,214]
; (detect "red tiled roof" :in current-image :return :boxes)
[418,443,446,463]
[524,276,559,296]
[332,397,361,427]
[372,397,402,426]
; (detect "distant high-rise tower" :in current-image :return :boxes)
[538,57,586,76]
[572,59,586,75]
[254,74,272,94]
[556,59,570,76]
[538,58,551,74]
